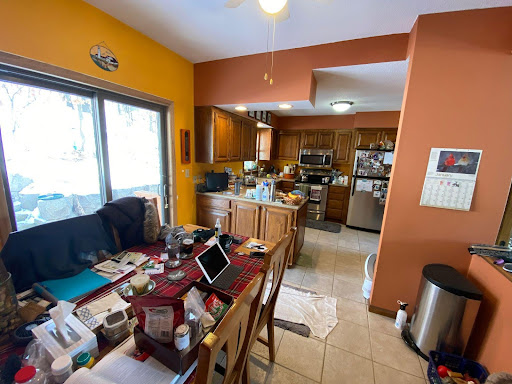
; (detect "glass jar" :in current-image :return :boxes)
[14,366,46,384]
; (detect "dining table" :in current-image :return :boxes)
[0,224,276,383]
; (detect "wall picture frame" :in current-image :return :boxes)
[248,110,255,118]
[262,111,267,123]
[267,112,272,125]
[256,111,262,120]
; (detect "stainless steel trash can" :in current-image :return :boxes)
[403,264,482,359]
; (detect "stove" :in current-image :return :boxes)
[295,169,331,221]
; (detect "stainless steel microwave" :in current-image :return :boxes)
[298,149,333,168]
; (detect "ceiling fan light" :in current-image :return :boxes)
[235,105,247,111]
[278,103,293,109]
[331,101,353,112]
[258,0,288,15]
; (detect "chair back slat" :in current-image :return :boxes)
[196,272,265,384]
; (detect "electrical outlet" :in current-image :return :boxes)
[193,176,197,183]
[185,169,190,178]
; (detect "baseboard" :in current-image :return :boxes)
[368,304,396,319]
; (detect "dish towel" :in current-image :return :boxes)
[310,186,322,202]
[264,282,338,339]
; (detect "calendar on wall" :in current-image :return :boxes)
[420,148,482,211]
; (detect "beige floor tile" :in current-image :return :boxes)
[334,265,363,285]
[322,345,375,384]
[312,250,337,266]
[313,242,338,255]
[335,256,362,272]
[358,231,380,241]
[283,265,307,285]
[266,363,318,384]
[337,238,360,250]
[275,331,325,382]
[335,297,368,327]
[359,241,379,254]
[317,232,339,244]
[370,331,423,378]
[305,228,320,236]
[251,325,285,360]
[341,225,359,235]
[368,312,401,338]
[418,356,429,380]
[247,353,273,384]
[337,246,362,260]
[373,362,426,384]
[327,319,371,359]
[296,253,314,268]
[301,272,334,294]
[306,262,335,277]
[332,278,366,303]
[302,240,317,251]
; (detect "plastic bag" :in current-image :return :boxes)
[184,287,205,340]
[22,339,51,380]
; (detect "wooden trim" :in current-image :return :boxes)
[0,51,171,106]
[167,105,178,227]
[496,183,512,246]
[368,304,396,319]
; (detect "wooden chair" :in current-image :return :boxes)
[249,228,296,363]
[195,272,265,384]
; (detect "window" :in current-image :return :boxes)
[0,66,169,231]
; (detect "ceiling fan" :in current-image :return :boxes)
[225,0,331,23]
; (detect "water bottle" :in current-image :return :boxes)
[215,218,222,240]
[270,180,276,202]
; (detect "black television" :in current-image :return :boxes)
[205,172,228,192]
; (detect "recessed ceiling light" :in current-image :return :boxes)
[331,101,353,112]
[278,104,293,109]
[258,0,287,15]
[235,105,247,111]
[257,122,265,128]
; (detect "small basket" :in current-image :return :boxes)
[427,351,488,384]
[283,196,302,205]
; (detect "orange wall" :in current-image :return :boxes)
[277,112,400,130]
[353,111,401,128]
[194,34,409,106]
[371,6,512,320]
[465,256,512,372]
[0,0,196,225]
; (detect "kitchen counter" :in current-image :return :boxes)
[329,183,350,187]
[197,189,308,210]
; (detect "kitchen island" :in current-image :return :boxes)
[195,191,308,264]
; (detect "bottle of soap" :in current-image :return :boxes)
[395,300,408,330]
[215,218,222,240]
[262,185,269,201]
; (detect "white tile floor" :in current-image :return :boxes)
[243,225,430,384]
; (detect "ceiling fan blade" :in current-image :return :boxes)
[315,0,333,3]
[224,0,246,8]
[275,3,290,23]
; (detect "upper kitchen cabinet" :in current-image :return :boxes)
[276,131,301,160]
[381,128,397,143]
[195,106,257,163]
[301,130,334,149]
[257,128,273,161]
[354,128,398,149]
[333,131,352,164]
[317,131,335,149]
[301,131,318,149]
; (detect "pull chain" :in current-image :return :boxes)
[270,15,276,85]
[264,19,269,81]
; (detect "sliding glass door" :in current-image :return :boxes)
[0,67,169,231]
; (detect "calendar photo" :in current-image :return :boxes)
[436,150,481,175]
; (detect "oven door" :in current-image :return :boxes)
[295,183,328,221]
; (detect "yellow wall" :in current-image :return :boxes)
[0,0,196,224]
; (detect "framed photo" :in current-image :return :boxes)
[248,110,255,118]
[262,111,267,123]
[267,113,272,125]
[256,111,262,121]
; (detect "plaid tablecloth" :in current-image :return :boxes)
[0,234,263,369]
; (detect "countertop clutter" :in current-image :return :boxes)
[196,189,308,210]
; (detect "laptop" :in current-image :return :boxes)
[195,242,243,290]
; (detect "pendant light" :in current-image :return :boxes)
[258,0,287,15]
[331,101,354,112]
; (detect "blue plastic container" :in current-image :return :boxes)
[427,351,488,384]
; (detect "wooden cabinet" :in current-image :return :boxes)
[317,131,335,149]
[326,185,350,224]
[279,180,295,194]
[230,117,242,161]
[231,201,260,238]
[259,206,295,244]
[381,129,397,143]
[301,130,334,150]
[257,128,273,161]
[195,106,258,163]
[301,131,318,149]
[213,110,231,162]
[277,131,301,160]
[241,120,257,161]
[333,131,352,164]
[196,207,231,232]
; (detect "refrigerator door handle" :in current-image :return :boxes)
[351,176,357,196]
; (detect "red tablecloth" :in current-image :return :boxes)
[0,235,264,371]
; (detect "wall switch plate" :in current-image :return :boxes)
[185,169,190,177]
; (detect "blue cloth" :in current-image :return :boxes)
[0,214,117,292]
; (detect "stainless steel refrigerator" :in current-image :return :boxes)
[346,149,393,231]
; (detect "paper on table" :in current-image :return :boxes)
[145,264,165,275]
[246,242,268,251]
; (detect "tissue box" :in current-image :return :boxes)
[32,314,99,363]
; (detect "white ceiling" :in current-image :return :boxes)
[218,60,409,116]
[84,0,512,63]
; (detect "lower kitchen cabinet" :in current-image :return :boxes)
[326,185,350,224]
[231,201,260,238]
[195,193,307,263]
[259,206,295,244]
[279,180,295,194]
